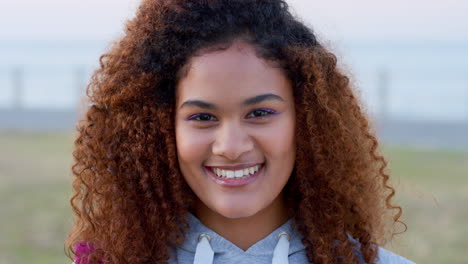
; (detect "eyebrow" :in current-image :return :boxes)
[179,93,285,110]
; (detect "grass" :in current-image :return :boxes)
[0,132,74,264]
[383,146,468,263]
[0,132,467,263]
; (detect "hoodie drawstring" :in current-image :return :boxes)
[193,231,290,264]
[272,232,290,264]
[194,234,214,264]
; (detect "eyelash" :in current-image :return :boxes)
[187,108,277,122]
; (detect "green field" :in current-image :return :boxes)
[0,132,467,264]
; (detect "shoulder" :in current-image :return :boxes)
[347,235,415,264]
[375,247,415,264]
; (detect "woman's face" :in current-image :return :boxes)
[175,41,296,219]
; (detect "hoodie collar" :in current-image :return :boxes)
[178,213,306,256]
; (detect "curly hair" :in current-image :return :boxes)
[65,0,406,263]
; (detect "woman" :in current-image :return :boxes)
[66,0,414,263]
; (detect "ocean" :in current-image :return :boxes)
[0,39,467,121]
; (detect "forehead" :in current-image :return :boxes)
[176,41,291,105]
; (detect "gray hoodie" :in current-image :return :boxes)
[168,213,415,264]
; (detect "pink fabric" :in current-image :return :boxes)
[74,241,103,264]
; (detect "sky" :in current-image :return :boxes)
[1,0,467,42]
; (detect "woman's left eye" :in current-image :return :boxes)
[246,109,277,119]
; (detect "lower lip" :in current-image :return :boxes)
[204,164,264,187]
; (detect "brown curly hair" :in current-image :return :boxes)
[65,0,406,263]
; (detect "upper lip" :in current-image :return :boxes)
[205,163,264,170]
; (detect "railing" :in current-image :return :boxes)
[0,66,467,149]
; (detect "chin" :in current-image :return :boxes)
[215,204,260,219]
[216,202,261,219]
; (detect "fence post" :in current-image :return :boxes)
[377,68,389,123]
[12,67,24,110]
[74,66,86,108]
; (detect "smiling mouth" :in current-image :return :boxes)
[204,163,264,187]
[208,164,262,179]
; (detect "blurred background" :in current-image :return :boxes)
[0,0,467,263]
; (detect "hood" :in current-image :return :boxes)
[167,213,308,264]
[178,213,306,256]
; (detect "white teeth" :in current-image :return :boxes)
[211,164,262,179]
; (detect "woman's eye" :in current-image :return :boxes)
[188,113,217,121]
[187,109,276,122]
[246,109,276,119]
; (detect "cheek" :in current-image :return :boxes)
[175,124,213,164]
[256,117,296,157]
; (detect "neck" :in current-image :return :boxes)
[194,193,289,251]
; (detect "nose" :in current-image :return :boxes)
[212,121,254,161]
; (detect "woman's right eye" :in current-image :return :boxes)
[188,113,218,121]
